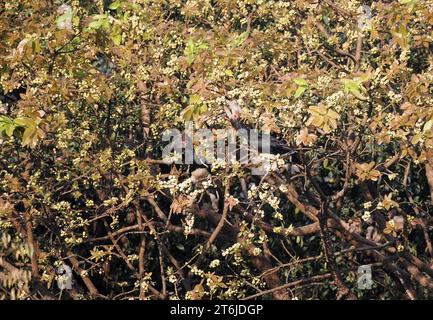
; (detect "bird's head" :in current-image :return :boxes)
[224,100,242,122]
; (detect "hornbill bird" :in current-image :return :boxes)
[224,100,299,159]
[160,99,302,216]
[224,101,352,196]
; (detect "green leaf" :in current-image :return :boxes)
[32,39,41,53]
[293,77,308,98]
[0,116,16,137]
[111,34,122,46]
[88,15,110,30]
[12,117,44,148]
[72,15,80,27]
[184,38,208,66]
[181,106,194,121]
[0,115,12,126]
[341,79,368,100]
[323,158,330,170]
[341,79,359,91]
[398,24,408,37]
[293,77,308,87]
[294,86,307,98]
[189,94,202,105]
[14,117,34,127]
[184,39,195,65]
[199,104,208,113]
[411,132,422,144]
[21,126,36,147]
[5,123,16,137]
[181,95,206,121]
[224,69,233,77]
[323,15,330,27]
[232,31,249,47]
[122,11,130,22]
[399,0,417,4]
[109,0,121,10]
[88,19,104,29]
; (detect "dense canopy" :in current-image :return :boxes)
[0,0,433,300]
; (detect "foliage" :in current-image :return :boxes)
[0,0,433,300]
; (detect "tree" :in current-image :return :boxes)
[0,0,432,300]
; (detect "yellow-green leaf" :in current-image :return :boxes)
[109,0,121,10]
[294,86,307,98]
[189,94,202,105]
[293,78,308,87]
[423,119,433,133]
[112,34,122,45]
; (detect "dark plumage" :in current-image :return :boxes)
[224,100,298,157]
